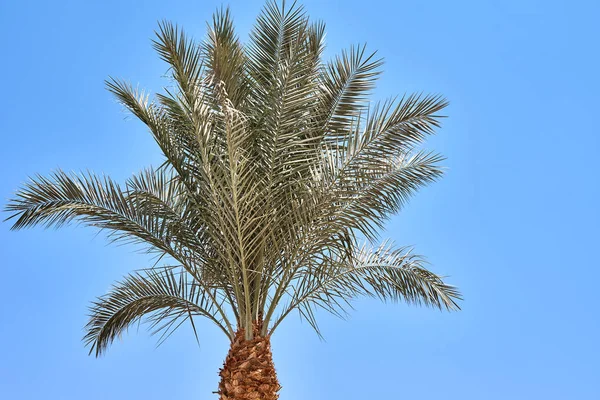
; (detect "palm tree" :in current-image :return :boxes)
[5,1,460,399]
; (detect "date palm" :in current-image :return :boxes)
[5,1,460,399]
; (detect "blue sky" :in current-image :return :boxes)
[1,0,598,399]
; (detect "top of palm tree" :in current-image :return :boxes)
[5,0,460,356]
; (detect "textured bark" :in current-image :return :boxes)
[218,324,280,400]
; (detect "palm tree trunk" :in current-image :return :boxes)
[218,325,281,400]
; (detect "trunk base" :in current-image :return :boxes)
[218,326,280,400]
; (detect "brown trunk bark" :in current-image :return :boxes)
[218,324,281,400]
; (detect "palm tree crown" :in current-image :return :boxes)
[6,1,460,359]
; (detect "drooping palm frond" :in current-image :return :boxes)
[85,267,233,356]
[6,0,460,352]
[269,242,460,336]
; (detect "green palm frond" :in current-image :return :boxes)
[270,242,461,336]
[318,45,383,141]
[341,151,446,238]
[5,170,175,252]
[327,94,448,184]
[6,0,460,351]
[202,6,249,107]
[153,21,204,106]
[85,267,233,356]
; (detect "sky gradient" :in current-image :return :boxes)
[1,0,598,399]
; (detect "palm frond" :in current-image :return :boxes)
[269,242,461,335]
[202,6,249,108]
[340,151,446,240]
[84,267,233,357]
[328,94,448,183]
[318,44,383,141]
[153,21,204,106]
[246,0,308,91]
[5,170,173,252]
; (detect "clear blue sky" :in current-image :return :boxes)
[1,0,598,399]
